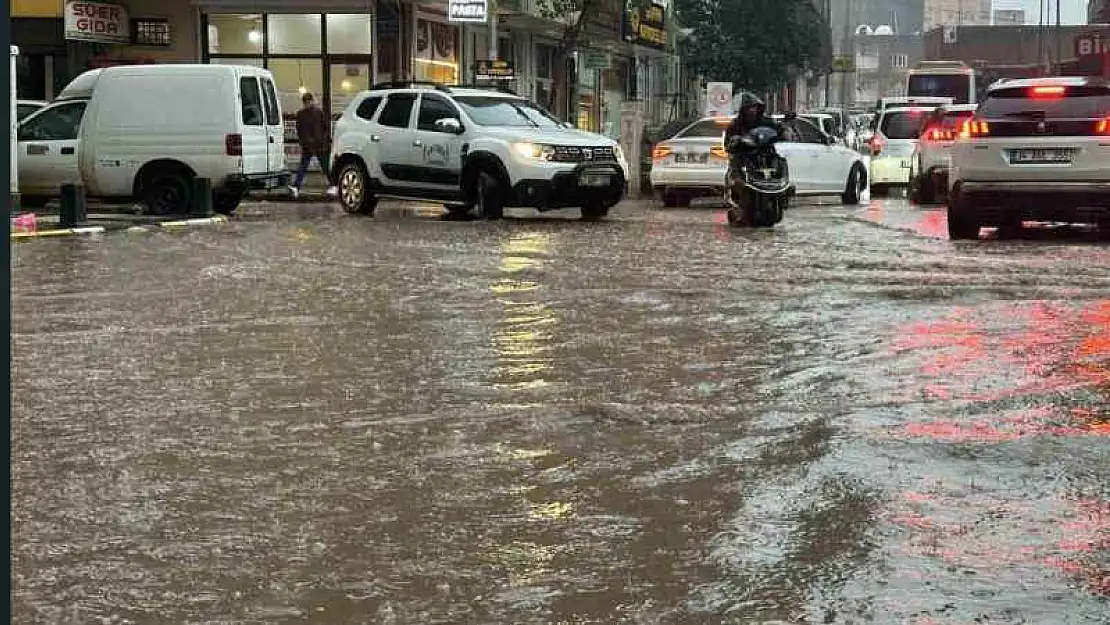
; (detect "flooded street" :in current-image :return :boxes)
[11,198,1109,624]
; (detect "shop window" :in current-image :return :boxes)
[326,14,372,54]
[378,93,417,128]
[207,14,262,55]
[330,63,371,119]
[268,14,322,55]
[268,58,324,136]
[413,19,458,84]
[209,57,264,68]
[417,94,459,131]
[240,77,265,126]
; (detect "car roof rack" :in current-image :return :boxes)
[368,80,451,92]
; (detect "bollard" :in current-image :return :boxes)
[59,184,87,228]
[189,177,214,217]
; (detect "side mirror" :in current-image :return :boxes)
[434,117,463,134]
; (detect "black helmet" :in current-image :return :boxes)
[737,91,765,114]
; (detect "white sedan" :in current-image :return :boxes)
[649,116,869,207]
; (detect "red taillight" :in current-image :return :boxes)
[1031,86,1066,97]
[959,119,990,139]
[225,133,243,156]
[1097,117,1110,135]
[922,125,954,142]
[652,144,672,160]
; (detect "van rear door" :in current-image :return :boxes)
[237,74,269,175]
[260,76,285,174]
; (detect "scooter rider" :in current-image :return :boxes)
[723,91,792,148]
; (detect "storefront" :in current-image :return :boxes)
[412,6,461,84]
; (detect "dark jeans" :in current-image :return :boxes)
[293,148,330,189]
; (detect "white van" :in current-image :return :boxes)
[906,61,979,105]
[16,64,288,214]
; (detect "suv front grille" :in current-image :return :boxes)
[549,145,616,163]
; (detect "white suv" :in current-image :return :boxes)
[329,82,629,220]
[948,77,1110,240]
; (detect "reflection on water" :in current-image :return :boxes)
[490,231,557,385]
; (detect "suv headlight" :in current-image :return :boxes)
[513,143,557,160]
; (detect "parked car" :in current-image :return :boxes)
[329,82,628,220]
[16,64,290,213]
[908,103,977,204]
[648,115,868,207]
[947,76,1110,240]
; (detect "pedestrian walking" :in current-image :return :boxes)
[289,92,338,199]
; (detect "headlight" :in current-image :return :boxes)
[513,143,556,160]
[613,144,625,161]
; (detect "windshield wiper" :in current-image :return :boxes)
[508,103,540,127]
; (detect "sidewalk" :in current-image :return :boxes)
[250,172,336,203]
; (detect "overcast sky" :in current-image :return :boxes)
[999,0,1090,24]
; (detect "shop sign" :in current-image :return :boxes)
[475,59,514,80]
[448,0,488,23]
[704,81,733,117]
[625,3,667,50]
[1075,31,1108,58]
[64,0,130,44]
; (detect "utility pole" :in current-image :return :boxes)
[824,0,832,107]
[1054,0,1061,75]
[488,0,498,62]
[840,0,852,110]
[1038,0,1044,72]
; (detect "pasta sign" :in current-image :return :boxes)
[65,1,131,45]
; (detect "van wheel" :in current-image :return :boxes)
[581,202,609,221]
[213,191,244,215]
[337,161,377,216]
[141,169,193,216]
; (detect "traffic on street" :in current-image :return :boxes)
[11,192,1109,624]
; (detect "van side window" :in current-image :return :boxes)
[260,78,281,125]
[239,77,264,126]
[356,96,383,121]
[377,93,416,128]
[17,102,87,141]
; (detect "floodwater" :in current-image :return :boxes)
[11,199,1109,624]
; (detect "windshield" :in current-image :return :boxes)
[676,119,730,138]
[908,74,972,104]
[453,96,563,128]
[880,110,928,139]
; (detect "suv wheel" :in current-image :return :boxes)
[473,171,504,220]
[338,162,377,216]
[947,193,980,240]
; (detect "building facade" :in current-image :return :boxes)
[923,24,1110,81]
[992,9,1026,26]
[848,32,924,107]
[923,0,991,31]
[10,0,692,168]
[1092,0,1110,24]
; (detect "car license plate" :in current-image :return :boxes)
[580,172,610,187]
[1010,148,1072,164]
[675,152,707,164]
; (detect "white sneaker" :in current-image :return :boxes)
[288,186,300,199]
[325,186,338,197]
